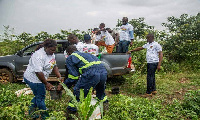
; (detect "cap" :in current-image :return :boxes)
[84,34,91,40]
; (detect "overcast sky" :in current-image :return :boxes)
[0,0,200,35]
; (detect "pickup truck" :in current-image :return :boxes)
[0,40,132,83]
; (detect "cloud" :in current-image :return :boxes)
[86,11,99,16]
[118,11,133,17]
[0,0,199,34]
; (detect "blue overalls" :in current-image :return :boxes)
[64,51,107,111]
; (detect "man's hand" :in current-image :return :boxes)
[58,77,64,83]
[57,84,63,91]
[100,28,106,32]
[130,42,133,47]
[45,82,54,91]
[130,40,134,47]
[127,51,132,54]
[157,65,161,71]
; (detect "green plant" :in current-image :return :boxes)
[182,90,200,117]
[60,82,104,120]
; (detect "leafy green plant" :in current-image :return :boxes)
[182,90,200,117]
[47,111,66,120]
[60,82,104,120]
[104,94,165,120]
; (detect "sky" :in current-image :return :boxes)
[0,0,200,35]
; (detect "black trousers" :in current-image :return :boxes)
[146,62,158,94]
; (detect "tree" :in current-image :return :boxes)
[162,13,200,69]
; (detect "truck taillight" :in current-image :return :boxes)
[127,56,132,68]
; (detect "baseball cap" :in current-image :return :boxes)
[84,34,91,40]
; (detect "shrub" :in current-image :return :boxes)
[182,90,200,117]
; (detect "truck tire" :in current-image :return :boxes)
[0,68,14,83]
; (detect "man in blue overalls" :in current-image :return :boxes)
[63,45,108,112]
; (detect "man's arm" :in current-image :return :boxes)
[128,47,144,53]
[52,66,62,82]
[157,51,163,71]
[36,72,53,90]
[115,33,119,44]
[129,30,134,46]
[64,56,80,88]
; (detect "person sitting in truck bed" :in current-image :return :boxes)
[82,34,99,56]
[67,34,84,52]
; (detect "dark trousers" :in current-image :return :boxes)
[24,78,49,119]
[146,63,158,94]
[67,67,107,112]
[118,41,130,53]
[73,69,107,101]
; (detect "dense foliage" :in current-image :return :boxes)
[162,13,200,71]
[0,71,199,119]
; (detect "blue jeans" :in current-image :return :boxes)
[24,78,46,110]
[119,40,130,53]
[146,63,158,94]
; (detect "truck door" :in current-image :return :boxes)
[15,44,38,77]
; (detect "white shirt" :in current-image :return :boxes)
[100,31,115,45]
[119,23,134,41]
[24,47,56,83]
[63,42,84,58]
[142,41,162,63]
[95,34,102,41]
[82,43,99,56]
[76,42,84,52]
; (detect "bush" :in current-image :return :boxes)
[182,90,200,117]
[104,94,164,119]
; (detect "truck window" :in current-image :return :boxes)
[23,45,38,56]
[56,43,64,53]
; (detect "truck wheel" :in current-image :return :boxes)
[0,68,14,83]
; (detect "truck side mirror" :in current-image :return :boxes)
[16,51,23,57]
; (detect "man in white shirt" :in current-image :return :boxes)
[128,33,163,97]
[23,39,62,119]
[95,23,106,47]
[119,17,134,53]
[64,34,84,58]
[83,34,99,56]
[91,28,100,44]
[110,28,120,53]
[96,23,115,53]
[67,34,84,52]
[102,28,115,54]
[100,28,115,54]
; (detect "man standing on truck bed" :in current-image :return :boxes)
[96,23,115,54]
[61,45,108,112]
[128,33,163,97]
[119,17,134,53]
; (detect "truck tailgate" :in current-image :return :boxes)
[100,53,131,76]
